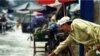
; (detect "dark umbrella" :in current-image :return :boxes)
[13,1,46,27]
[15,5,57,24]
[13,1,46,31]
[13,2,46,11]
[13,2,46,23]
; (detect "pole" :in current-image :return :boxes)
[63,3,66,16]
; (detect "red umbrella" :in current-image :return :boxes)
[36,0,77,16]
[36,0,55,4]
[36,0,76,4]
[59,0,76,4]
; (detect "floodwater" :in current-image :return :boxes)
[0,27,33,56]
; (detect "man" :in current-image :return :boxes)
[0,14,7,22]
[48,16,100,56]
[0,14,7,33]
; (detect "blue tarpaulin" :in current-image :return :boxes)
[81,0,94,22]
[27,15,48,30]
[80,0,94,56]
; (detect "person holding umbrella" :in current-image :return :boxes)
[48,16,100,56]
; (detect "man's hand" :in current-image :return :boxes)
[48,52,57,56]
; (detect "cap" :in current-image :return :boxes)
[57,16,71,26]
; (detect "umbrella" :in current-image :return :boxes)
[13,2,46,33]
[36,0,77,4]
[13,2,46,11]
[15,5,57,15]
[46,0,62,8]
[15,6,56,25]
[36,0,78,16]
[13,1,46,24]
[36,0,55,4]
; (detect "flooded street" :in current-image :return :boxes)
[0,27,33,56]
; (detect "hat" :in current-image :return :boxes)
[57,16,70,26]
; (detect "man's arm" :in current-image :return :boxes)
[48,35,74,56]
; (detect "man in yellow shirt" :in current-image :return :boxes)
[48,16,100,56]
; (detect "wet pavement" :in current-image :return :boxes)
[0,28,33,56]
[0,26,47,56]
[0,27,47,56]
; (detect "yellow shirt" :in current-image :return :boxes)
[54,19,100,54]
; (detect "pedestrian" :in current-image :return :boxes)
[0,14,7,33]
[48,16,100,56]
[16,19,21,29]
[0,14,7,22]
